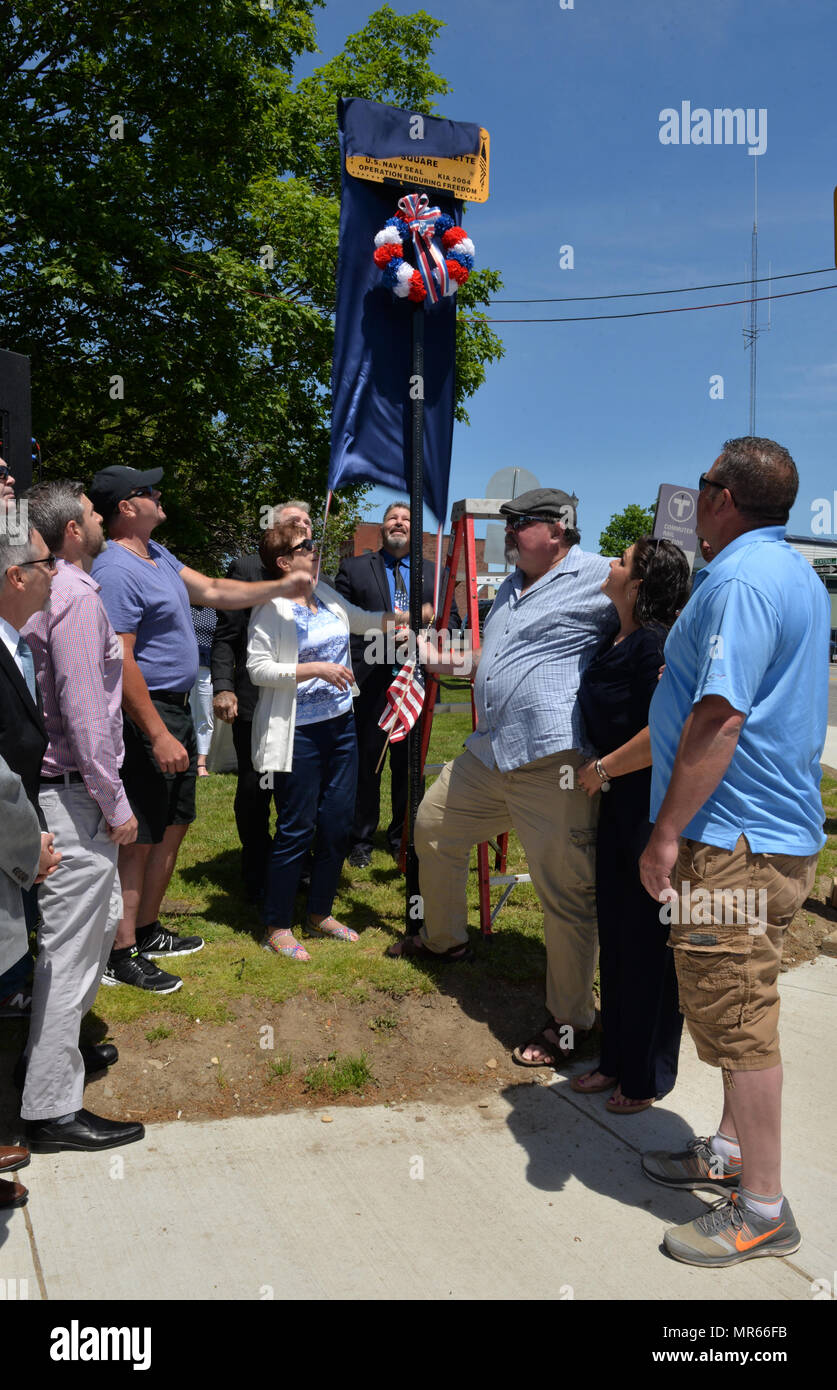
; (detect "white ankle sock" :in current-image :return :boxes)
[739,1188,784,1220]
[710,1131,741,1164]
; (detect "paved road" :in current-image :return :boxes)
[829,665,837,727]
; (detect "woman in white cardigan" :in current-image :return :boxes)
[247,518,397,960]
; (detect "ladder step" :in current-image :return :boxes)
[488,874,532,886]
[433,702,472,714]
[424,763,444,774]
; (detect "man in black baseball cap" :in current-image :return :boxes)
[90,465,311,995]
[89,466,164,524]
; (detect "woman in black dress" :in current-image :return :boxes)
[576,536,691,1114]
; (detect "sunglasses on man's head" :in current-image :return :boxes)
[282,537,315,556]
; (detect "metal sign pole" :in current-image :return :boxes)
[405,303,425,933]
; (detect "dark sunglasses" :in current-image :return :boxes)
[12,552,57,571]
[504,513,553,532]
[0,464,11,481]
[282,537,315,556]
[698,472,737,507]
[125,484,157,500]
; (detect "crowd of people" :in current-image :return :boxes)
[0,435,828,1272]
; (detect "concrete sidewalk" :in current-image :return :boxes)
[1,955,834,1302]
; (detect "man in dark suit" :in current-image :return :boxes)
[0,519,58,1013]
[211,500,311,901]
[334,501,460,867]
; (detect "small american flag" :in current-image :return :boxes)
[378,660,425,743]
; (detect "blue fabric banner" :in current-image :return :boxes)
[329,98,481,524]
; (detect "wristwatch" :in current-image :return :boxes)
[595,759,612,792]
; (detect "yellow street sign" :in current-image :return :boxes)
[346,128,490,203]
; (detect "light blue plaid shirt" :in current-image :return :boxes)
[466,547,617,772]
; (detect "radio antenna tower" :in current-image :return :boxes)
[742,160,771,433]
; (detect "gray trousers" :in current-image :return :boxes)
[21,781,121,1121]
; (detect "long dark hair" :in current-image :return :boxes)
[631,537,691,630]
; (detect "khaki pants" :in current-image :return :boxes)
[670,835,818,1075]
[415,748,599,1028]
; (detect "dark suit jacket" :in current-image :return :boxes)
[334,548,460,691]
[210,552,267,724]
[0,638,49,827]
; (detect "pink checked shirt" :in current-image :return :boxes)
[22,559,133,827]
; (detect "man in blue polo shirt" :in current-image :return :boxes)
[639,436,828,1267]
[90,465,309,993]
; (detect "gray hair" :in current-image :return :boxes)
[0,525,36,593]
[383,500,410,523]
[25,480,85,554]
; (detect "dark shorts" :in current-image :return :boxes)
[121,695,197,845]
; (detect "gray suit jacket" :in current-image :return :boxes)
[0,752,40,975]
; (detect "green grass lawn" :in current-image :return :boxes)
[96,714,837,1029]
[97,683,549,1026]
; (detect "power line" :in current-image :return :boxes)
[490,265,834,304]
[486,281,837,324]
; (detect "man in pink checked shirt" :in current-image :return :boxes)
[18,480,145,1154]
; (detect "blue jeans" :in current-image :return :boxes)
[263,712,358,931]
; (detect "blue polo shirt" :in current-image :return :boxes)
[649,527,828,854]
[93,541,199,693]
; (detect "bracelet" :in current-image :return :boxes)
[595,759,612,792]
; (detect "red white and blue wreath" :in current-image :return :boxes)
[373,192,476,303]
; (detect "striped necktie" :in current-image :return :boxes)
[16,636,37,704]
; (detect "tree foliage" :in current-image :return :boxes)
[598,503,657,557]
[0,2,503,568]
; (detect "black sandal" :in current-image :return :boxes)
[386,935,473,963]
[512,1018,578,1069]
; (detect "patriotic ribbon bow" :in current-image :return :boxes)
[397,192,450,304]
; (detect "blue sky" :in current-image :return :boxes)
[307,0,837,551]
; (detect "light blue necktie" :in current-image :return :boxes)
[16,636,37,704]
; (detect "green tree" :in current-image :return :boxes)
[598,503,657,557]
[0,2,503,568]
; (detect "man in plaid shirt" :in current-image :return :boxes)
[19,480,145,1153]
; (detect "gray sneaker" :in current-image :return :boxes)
[664,1193,801,1267]
[642,1137,741,1192]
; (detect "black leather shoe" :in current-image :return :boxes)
[347,846,372,868]
[26,1109,145,1153]
[80,1043,119,1072]
[13,1043,118,1092]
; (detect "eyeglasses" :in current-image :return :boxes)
[125,485,156,500]
[12,552,57,571]
[504,514,553,532]
[281,537,315,556]
[698,473,737,507]
[0,465,11,482]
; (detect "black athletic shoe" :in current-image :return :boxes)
[101,948,182,993]
[135,921,205,958]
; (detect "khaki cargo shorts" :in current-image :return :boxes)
[669,835,817,1077]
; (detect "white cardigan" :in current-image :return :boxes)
[247,580,386,774]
